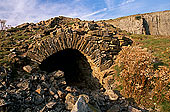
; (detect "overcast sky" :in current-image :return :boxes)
[0,0,170,26]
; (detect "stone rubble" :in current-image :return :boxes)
[0,68,147,112]
[23,65,32,73]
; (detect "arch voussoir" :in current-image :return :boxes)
[58,32,67,49]
[27,51,43,64]
[41,40,52,56]
[82,41,93,54]
[75,35,83,50]
[56,36,64,50]
[72,32,78,49]
[47,38,58,54]
[65,33,73,48]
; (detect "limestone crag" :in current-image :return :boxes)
[106,10,170,36]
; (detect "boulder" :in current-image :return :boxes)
[34,95,44,105]
[53,70,64,78]
[71,95,101,112]
[23,65,32,73]
[84,23,98,30]
[17,80,29,90]
[65,93,77,110]
[57,90,66,98]
[104,90,118,101]
[0,99,10,107]
[46,101,56,109]
[102,75,115,90]
[128,106,142,112]
[54,94,59,100]
[107,105,120,112]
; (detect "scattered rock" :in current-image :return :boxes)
[107,105,120,112]
[79,94,89,103]
[65,93,77,110]
[41,75,45,81]
[24,108,32,112]
[71,95,93,112]
[128,106,142,112]
[23,65,32,73]
[0,99,10,107]
[35,88,41,94]
[105,90,118,101]
[57,90,66,98]
[49,88,55,95]
[46,101,56,109]
[54,70,64,78]
[41,82,49,88]
[65,86,72,92]
[17,80,29,90]
[54,94,59,100]
[34,95,44,105]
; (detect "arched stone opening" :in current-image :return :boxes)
[39,48,100,89]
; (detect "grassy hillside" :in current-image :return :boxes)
[131,34,170,67]
[112,34,170,112]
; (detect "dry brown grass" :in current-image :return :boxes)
[114,46,170,111]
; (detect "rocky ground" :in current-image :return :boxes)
[0,67,147,112]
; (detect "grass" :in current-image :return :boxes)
[113,65,121,76]
[12,35,30,40]
[112,34,170,111]
[160,101,170,112]
[7,27,20,32]
[131,34,170,67]
[68,22,74,25]
[0,58,10,66]
[129,34,170,111]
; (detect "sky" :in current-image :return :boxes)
[0,0,170,26]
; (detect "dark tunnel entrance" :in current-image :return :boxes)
[39,49,99,89]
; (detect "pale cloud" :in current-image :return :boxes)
[119,0,135,6]
[74,0,81,2]
[104,0,115,10]
[0,0,91,26]
[103,0,136,11]
[0,0,169,26]
[82,8,107,18]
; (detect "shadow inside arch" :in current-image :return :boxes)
[39,48,102,90]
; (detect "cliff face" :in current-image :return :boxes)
[106,10,170,36]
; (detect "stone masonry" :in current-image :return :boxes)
[27,20,133,88]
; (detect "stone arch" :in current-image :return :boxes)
[27,30,126,87]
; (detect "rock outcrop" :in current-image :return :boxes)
[105,10,170,36]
